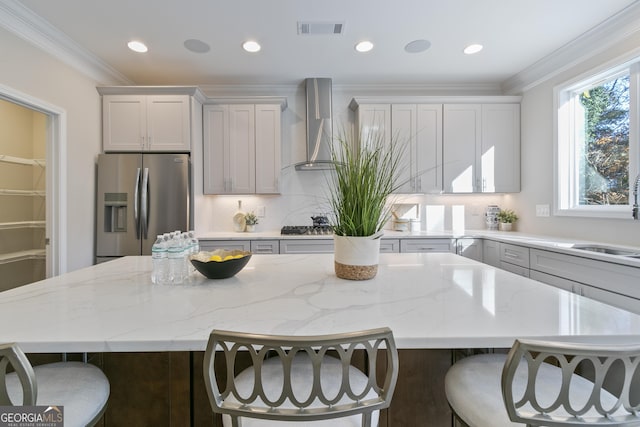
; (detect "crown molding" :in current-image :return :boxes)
[0,0,133,85]
[502,1,640,94]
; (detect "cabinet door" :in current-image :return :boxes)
[250,240,280,254]
[443,104,481,193]
[254,105,281,194]
[146,95,191,151]
[400,239,453,253]
[103,95,146,151]
[203,105,228,194]
[356,104,391,146]
[390,105,416,193]
[416,104,443,193]
[199,240,251,252]
[280,239,334,254]
[481,104,520,192]
[482,239,500,267]
[457,238,483,261]
[228,105,255,194]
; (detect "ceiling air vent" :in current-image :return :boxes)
[297,21,345,35]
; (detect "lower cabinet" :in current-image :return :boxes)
[400,238,454,253]
[280,239,334,254]
[498,242,530,277]
[482,239,500,267]
[456,238,483,261]
[529,248,640,314]
[250,240,280,254]
[199,240,251,252]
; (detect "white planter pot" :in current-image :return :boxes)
[499,222,513,231]
[334,234,381,280]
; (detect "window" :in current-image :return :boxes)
[555,60,639,218]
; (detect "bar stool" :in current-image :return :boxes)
[445,339,640,426]
[0,343,110,427]
[203,327,398,427]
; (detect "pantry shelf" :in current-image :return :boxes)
[0,155,45,167]
[0,249,46,265]
[0,221,45,230]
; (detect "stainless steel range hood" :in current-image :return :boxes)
[295,78,334,171]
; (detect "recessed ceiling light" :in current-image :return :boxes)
[127,40,148,53]
[242,40,261,53]
[184,39,210,54]
[463,44,483,55]
[355,41,374,53]
[404,39,431,54]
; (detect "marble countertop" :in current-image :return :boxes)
[2,253,640,353]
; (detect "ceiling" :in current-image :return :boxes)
[14,0,640,88]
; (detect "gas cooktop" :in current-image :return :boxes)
[280,225,334,235]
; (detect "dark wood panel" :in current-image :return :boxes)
[387,349,453,427]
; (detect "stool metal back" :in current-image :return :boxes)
[502,339,640,426]
[203,327,398,426]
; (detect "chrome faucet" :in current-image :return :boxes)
[633,173,640,220]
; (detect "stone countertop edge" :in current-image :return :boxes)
[196,229,640,269]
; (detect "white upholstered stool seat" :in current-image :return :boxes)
[203,328,398,427]
[1,344,110,427]
[445,340,640,427]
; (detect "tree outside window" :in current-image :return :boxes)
[577,75,629,205]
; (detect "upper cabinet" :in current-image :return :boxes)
[443,103,520,193]
[354,103,442,193]
[97,87,204,152]
[203,99,285,195]
[351,96,520,194]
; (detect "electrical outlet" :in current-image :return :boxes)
[257,206,266,218]
[536,204,550,217]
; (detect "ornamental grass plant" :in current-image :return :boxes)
[328,127,406,237]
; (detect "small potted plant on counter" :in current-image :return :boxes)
[497,209,518,231]
[244,212,258,232]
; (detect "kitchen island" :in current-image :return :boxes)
[2,253,640,426]
[1,253,639,352]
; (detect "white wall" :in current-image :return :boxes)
[0,27,102,272]
[514,31,640,246]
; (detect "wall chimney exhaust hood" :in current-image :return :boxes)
[295,78,334,171]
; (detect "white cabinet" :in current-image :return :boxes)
[400,239,454,253]
[354,103,442,193]
[499,242,530,277]
[203,103,282,194]
[199,240,251,252]
[456,238,483,261]
[380,239,400,253]
[102,95,191,152]
[443,103,520,193]
[250,240,280,254]
[280,239,334,254]
[482,239,500,267]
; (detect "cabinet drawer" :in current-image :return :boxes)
[500,261,529,278]
[380,239,400,253]
[280,239,334,254]
[530,248,640,300]
[400,239,453,253]
[250,240,280,254]
[199,240,251,252]
[499,243,529,268]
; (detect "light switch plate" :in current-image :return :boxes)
[536,204,550,217]
[257,206,266,217]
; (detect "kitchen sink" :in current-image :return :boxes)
[571,244,640,257]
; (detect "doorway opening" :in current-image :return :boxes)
[0,86,66,290]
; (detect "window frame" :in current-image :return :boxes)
[554,59,639,219]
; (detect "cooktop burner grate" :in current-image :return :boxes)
[280,225,333,235]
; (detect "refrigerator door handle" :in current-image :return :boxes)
[141,167,149,240]
[134,167,141,239]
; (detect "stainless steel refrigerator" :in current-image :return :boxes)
[96,153,191,263]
